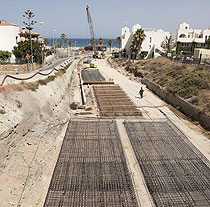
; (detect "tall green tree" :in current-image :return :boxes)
[0,51,11,63]
[161,35,175,55]
[99,38,103,45]
[66,39,72,47]
[108,39,113,52]
[132,29,146,58]
[19,32,39,40]
[191,41,196,56]
[13,40,43,64]
[176,41,181,57]
[116,36,121,48]
[130,40,138,61]
[23,9,37,66]
[206,38,210,49]
[44,38,50,46]
[60,33,66,47]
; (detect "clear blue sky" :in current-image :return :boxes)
[1,0,210,39]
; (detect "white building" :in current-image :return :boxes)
[172,22,210,44]
[0,20,20,63]
[121,23,170,58]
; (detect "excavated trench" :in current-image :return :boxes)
[5,59,210,207]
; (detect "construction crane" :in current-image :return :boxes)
[86,5,97,58]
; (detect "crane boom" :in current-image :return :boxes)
[86,5,97,56]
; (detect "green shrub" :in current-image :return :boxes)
[0,109,6,114]
[168,71,209,98]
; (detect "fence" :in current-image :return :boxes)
[0,58,73,86]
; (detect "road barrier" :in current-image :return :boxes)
[0,59,73,86]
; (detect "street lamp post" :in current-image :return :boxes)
[40,22,44,65]
[74,41,77,56]
[52,29,56,58]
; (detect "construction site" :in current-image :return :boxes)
[0,50,210,206]
[0,5,210,207]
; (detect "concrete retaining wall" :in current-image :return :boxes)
[141,78,210,130]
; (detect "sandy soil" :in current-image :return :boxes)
[0,58,81,207]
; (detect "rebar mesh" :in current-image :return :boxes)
[124,121,210,207]
[44,120,138,207]
[93,85,142,117]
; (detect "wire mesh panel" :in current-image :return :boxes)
[93,85,142,117]
[44,120,138,207]
[124,121,210,207]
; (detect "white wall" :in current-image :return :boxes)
[174,22,210,43]
[121,24,170,55]
[0,25,20,62]
[194,48,210,59]
[141,29,170,52]
[121,26,130,49]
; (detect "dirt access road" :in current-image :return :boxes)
[94,58,210,162]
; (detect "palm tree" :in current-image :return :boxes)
[161,35,175,55]
[99,38,103,45]
[60,33,66,48]
[116,36,121,48]
[108,39,113,52]
[133,29,146,58]
[44,38,50,46]
[66,39,72,47]
[130,40,138,61]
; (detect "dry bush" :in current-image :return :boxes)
[4,83,25,92]
[113,57,210,113]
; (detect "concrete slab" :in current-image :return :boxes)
[116,119,155,207]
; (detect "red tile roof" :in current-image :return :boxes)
[0,20,17,26]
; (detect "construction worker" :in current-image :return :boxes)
[139,87,144,99]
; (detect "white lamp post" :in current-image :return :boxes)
[52,29,56,58]
[40,22,44,64]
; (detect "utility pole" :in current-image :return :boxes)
[23,10,37,70]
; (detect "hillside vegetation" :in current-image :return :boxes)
[112,57,210,113]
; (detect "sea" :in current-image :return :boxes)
[47,38,120,48]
